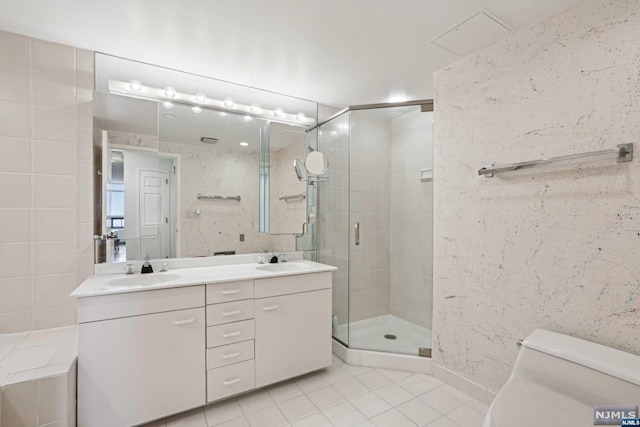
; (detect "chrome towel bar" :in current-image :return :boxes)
[197,194,241,201]
[279,193,306,201]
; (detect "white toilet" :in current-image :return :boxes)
[484,329,640,426]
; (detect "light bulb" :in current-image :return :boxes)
[244,115,253,122]
[162,101,174,109]
[295,112,306,121]
[239,142,249,147]
[164,86,176,98]
[273,108,284,118]
[192,106,203,114]
[223,97,234,108]
[129,80,142,92]
[250,103,261,114]
[195,92,207,103]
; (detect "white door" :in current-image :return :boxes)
[139,169,170,258]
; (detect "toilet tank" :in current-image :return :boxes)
[485,329,640,427]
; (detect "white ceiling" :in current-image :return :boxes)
[0,0,579,107]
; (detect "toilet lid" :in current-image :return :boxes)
[484,377,593,427]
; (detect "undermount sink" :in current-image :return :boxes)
[256,262,312,273]
[106,273,182,287]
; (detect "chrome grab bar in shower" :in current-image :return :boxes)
[354,222,360,246]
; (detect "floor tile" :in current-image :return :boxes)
[238,389,275,414]
[466,399,489,415]
[350,392,392,418]
[268,380,304,403]
[397,398,440,426]
[424,416,459,427]
[278,395,318,423]
[321,364,353,385]
[438,385,472,403]
[356,370,391,390]
[333,377,369,399]
[296,372,331,394]
[418,388,463,414]
[291,413,333,427]
[446,405,484,427]
[376,368,412,382]
[306,386,346,411]
[204,399,244,426]
[374,383,414,407]
[215,417,250,427]
[369,408,417,427]
[322,402,367,427]
[340,364,372,376]
[166,408,208,427]
[245,405,289,427]
[397,375,441,396]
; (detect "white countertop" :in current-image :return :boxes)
[71,260,337,298]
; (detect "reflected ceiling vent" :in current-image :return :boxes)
[430,10,513,57]
[200,136,219,144]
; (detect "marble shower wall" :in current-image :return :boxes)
[160,141,293,256]
[433,0,640,392]
[389,109,434,329]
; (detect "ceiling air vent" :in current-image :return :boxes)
[430,10,513,57]
[200,136,219,144]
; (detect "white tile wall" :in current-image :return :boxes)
[0,29,94,333]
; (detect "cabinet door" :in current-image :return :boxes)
[255,289,332,388]
[78,307,206,427]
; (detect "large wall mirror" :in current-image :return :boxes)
[93,54,317,263]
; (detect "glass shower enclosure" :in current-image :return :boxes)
[316,101,434,356]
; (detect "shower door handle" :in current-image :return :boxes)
[354,222,360,246]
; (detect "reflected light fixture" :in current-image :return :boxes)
[244,115,253,122]
[164,86,176,98]
[162,101,174,109]
[195,92,207,103]
[129,80,142,92]
[295,112,306,122]
[250,103,261,114]
[192,106,203,114]
[273,108,284,118]
[219,111,228,117]
[223,97,235,108]
[239,142,249,147]
[388,96,408,103]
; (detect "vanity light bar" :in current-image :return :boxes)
[108,79,316,128]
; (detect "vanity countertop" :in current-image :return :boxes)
[71,260,336,298]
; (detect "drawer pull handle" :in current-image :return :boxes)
[174,318,195,326]
[223,376,242,386]
[222,310,241,317]
[222,331,241,338]
[222,289,241,295]
[222,351,241,360]
[262,304,280,311]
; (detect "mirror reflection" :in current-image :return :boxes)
[93,54,317,263]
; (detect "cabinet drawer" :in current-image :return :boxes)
[207,340,254,369]
[207,319,255,348]
[254,272,331,298]
[207,359,255,403]
[206,280,254,304]
[78,285,205,323]
[207,299,254,326]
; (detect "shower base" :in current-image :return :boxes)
[334,314,432,355]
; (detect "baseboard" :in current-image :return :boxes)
[332,338,432,374]
[431,363,497,406]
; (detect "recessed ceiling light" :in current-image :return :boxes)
[244,115,253,122]
[163,113,175,119]
[223,97,235,108]
[164,86,176,98]
[162,101,174,109]
[239,142,249,147]
[195,92,207,103]
[273,108,284,118]
[250,103,261,114]
[388,96,408,103]
[192,106,203,114]
[129,80,142,92]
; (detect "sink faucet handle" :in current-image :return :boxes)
[143,255,151,265]
[281,253,288,262]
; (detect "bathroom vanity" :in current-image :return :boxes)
[71,259,335,427]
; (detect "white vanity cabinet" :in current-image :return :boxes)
[254,275,332,387]
[78,286,206,427]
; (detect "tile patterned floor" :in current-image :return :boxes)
[143,356,487,427]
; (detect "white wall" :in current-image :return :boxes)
[433,0,640,392]
[0,30,94,332]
